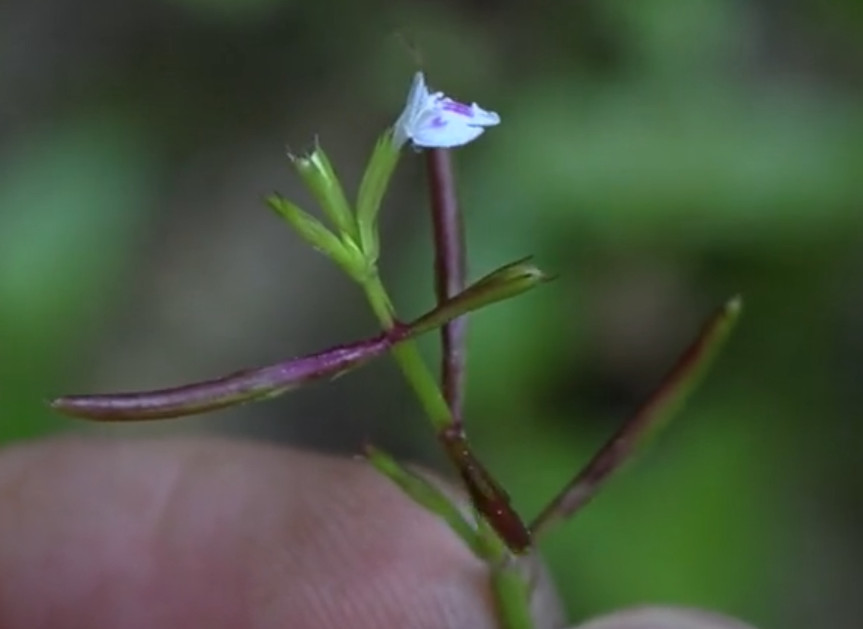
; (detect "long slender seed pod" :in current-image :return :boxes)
[530,296,742,539]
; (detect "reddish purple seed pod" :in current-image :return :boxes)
[464,483,532,554]
[441,430,532,554]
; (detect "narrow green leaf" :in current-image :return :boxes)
[267,194,365,280]
[355,131,401,263]
[411,257,552,336]
[364,444,487,558]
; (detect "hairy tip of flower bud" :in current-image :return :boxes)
[289,146,357,240]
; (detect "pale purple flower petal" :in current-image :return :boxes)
[392,72,500,149]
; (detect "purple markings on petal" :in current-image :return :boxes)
[439,98,473,117]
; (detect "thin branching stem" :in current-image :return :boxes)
[423,149,533,555]
[51,261,548,422]
[425,148,467,428]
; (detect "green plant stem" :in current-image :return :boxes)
[361,271,454,432]
[492,566,535,629]
[361,266,532,555]
[361,269,535,629]
[474,519,534,629]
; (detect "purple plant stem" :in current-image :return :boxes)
[51,329,405,420]
[50,259,550,423]
[425,150,535,554]
[425,148,467,428]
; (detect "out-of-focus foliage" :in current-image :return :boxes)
[1,0,861,627]
[0,112,159,439]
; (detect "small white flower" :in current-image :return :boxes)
[392,72,501,149]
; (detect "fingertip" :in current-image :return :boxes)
[0,437,501,629]
[573,606,759,629]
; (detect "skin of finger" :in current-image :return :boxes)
[0,437,504,629]
[573,605,760,629]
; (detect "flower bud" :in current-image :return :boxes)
[290,145,357,241]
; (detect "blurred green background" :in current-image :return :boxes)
[1,0,861,626]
